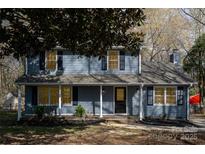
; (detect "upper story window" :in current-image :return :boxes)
[109,50,119,70]
[46,51,57,70]
[102,50,125,71]
[39,50,63,71]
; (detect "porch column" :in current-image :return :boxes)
[139,84,143,121]
[59,85,62,116]
[17,86,22,121]
[100,85,103,118]
[187,87,190,120]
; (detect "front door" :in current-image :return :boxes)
[115,87,126,114]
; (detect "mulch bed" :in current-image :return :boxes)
[18,115,105,126]
[140,118,200,127]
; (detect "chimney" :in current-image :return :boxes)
[170,49,181,65]
[137,47,141,75]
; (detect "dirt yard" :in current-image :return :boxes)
[1,110,205,145]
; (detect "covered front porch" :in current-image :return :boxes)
[16,84,144,121]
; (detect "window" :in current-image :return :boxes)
[166,87,176,105]
[38,86,59,106]
[109,50,118,70]
[50,86,59,105]
[38,86,49,105]
[154,87,177,105]
[116,88,125,101]
[177,87,184,105]
[155,87,165,104]
[147,87,153,105]
[46,50,57,70]
[62,86,72,105]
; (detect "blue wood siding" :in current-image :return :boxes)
[27,50,139,75]
[63,51,89,74]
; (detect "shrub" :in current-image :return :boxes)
[75,105,86,117]
[35,106,44,119]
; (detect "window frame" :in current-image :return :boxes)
[108,50,120,71]
[61,86,73,106]
[153,86,177,106]
[45,50,58,71]
[37,85,73,106]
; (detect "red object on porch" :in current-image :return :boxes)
[189,94,201,105]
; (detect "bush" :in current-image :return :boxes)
[75,105,86,117]
[35,106,44,118]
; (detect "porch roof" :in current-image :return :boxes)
[16,61,195,86]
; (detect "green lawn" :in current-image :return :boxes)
[1,110,205,145]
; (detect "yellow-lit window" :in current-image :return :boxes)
[155,87,164,104]
[38,86,49,105]
[109,50,118,70]
[50,86,59,105]
[166,87,176,105]
[62,86,72,105]
[116,88,125,101]
[46,51,57,70]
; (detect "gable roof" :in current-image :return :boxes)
[16,61,195,86]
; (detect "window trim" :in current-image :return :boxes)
[153,86,177,106]
[108,50,120,71]
[45,50,58,71]
[37,85,73,106]
[61,86,73,106]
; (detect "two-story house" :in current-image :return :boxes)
[16,47,195,121]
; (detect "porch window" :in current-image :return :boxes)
[50,86,59,105]
[38,86,59,106]
[46,50,57,70]
[38,86,49,105]
[109,50,118,70]
[62,86,72,105]
[155,87,165,104]
[166,87,176,105]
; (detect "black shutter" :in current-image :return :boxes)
[39,52,45,70]
[32,86,37,106]
[120,50,125,70]
[147,87,153,105]
[101,56,107,70]
[57,50,63,70]
[72,86,78,106]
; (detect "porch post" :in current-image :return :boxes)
[17,86,22,121]
[59,85,62,116]
[100,85,103,118]
[139,84,143,121]
[187,87,190,120]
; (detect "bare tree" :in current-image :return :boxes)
[132,9,193,62]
